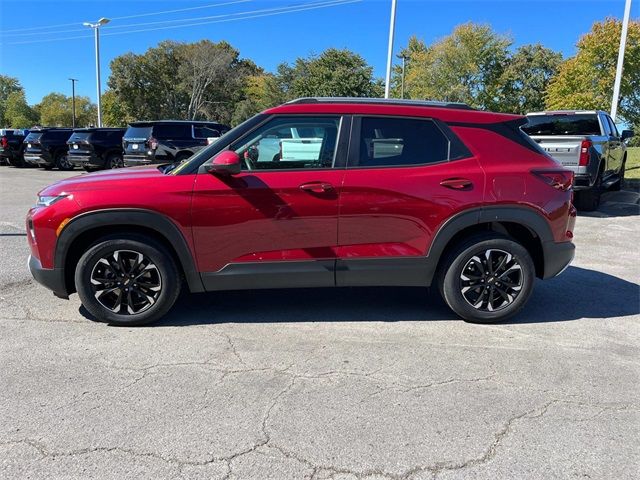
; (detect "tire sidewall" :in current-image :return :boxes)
[75,237,180,326]
[441,236,535,323]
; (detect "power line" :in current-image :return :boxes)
[3,0,359,46]
[0,0,253,34]
[4,0,342,38]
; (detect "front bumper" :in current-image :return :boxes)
[28,255,69,299]
[542,241,575,279]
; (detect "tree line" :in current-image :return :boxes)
[1,18,638,136]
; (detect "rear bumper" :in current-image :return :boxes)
[24,153,53,167]
[542,241,575,279]
[28,255,69,299]
[68,153,103,168]
[124,155,155,167]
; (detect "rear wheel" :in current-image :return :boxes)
[574,172,602,211]
[55,151,74,171]
[75,235,181,326]
[105,153,124,169]
[611,159,625,191]
[174,152,192,164]
[7,156,26,168]
[438,233,535,323]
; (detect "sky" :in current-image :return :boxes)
[0,0,637,105]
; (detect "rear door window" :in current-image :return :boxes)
[153,124,192,139]
[194,126,221,138]
[352,117,450,168]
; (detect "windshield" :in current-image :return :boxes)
[523,114,601,136]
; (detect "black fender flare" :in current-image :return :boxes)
[426,205,555,279]
[55,208,204,293]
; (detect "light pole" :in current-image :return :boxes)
[610,0,632,121]
[83,17,110,127]
[69,78,78,128]
[400,56,406,99]
[384,0,397,99]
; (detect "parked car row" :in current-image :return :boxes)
[0,120,231,171]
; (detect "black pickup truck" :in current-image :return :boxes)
[67,128,127,171]
[0,129,30,167]
[23,128,74,170]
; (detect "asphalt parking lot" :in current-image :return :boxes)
[1,167,639,479]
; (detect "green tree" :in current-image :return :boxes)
[101,90,129,127]
[546,18,640,125]
[0,75,24,127]
[280,48,382,98]
[108,41,189,121]
[231,73,286,125]
[399,23,511,109]
[4,91,39,128]
[498,44,563,113]
[38,92,97,127]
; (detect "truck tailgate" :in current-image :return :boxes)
[530,136,584,167]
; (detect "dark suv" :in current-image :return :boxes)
[27,98,576,326]
[67,128,127,171]
[24,128,74,170]
[123,120,230,167]
[0,129,29,167]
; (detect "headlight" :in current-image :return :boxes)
[36,195,68,207]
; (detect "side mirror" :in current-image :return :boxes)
[207,150,241,176]
[621,129,634,141]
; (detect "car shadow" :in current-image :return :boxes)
[113,266,638,327]
[578,188,639,218]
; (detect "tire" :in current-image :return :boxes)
[438,233,535,324]
[75,235,181,326]
[7,156,25,168]
[574,172,602,211]
[105,153,124,169]
[174,152,192,164]
[611,159,625,192]
[55,151,74,171]
[83,166,100,172]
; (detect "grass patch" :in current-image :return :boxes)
[626,147,640,179]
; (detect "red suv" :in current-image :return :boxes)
[27,98,576,326]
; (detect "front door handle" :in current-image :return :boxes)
[440,178,473,190]
[299,182,334,193]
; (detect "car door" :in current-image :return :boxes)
[191,114,349,291]
[336,115,484,287]
[604,114,623,174]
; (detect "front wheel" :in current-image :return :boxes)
[438,234,535,323]
[75,236,181,326]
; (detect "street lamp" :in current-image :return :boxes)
[68,78,78,128]
[384,0,398,99]
[83,17,110,127]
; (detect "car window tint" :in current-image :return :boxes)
[232,116,341,170]
[523,115,601,136]
[153,124,191,138]
[194,126,221,138]
[355,117,449,168]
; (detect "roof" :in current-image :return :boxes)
[72,127,126,132]
[286,97,475,110]
[527,110,604,116]
[266,97,522,124]
[128,120,226,126]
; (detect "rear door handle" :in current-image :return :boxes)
[440,178,473,190]
[299,182,334,193]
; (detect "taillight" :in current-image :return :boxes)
[532,169,574,192]
[1,136,7,148]
[147,137,158,150]
[579,139,591,166]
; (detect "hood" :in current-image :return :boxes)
[39,165,168,196]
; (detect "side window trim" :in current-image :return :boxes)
[224,114,351,172]
[347,115,471,169]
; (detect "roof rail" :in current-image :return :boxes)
[285,97,475,110]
